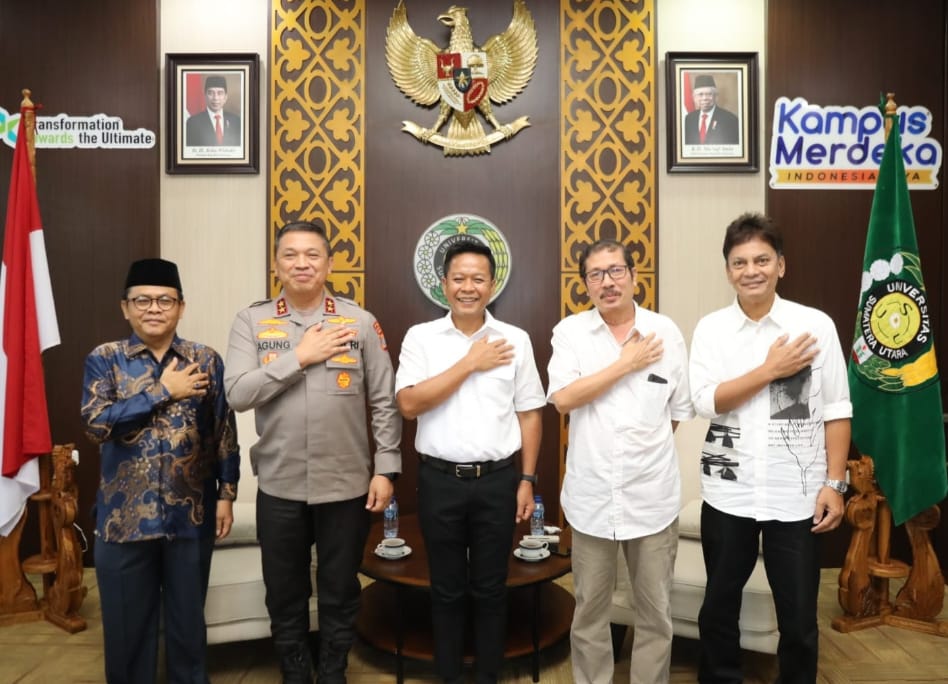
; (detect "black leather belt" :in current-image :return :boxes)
[419,453,513,479]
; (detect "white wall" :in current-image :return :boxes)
[657,0,767,502]
[158,0,768,502]
[160,0,269,481]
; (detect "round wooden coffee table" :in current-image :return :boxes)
[356,514,573,683]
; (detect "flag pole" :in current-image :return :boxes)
[870,92,899,616]
[21,90,36,182]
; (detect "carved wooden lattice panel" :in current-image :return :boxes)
[270,0,366,304]
[559,0,656,501]
[561,0,655,314]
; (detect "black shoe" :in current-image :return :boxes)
[316,640,350,684]
[279,645,314,684]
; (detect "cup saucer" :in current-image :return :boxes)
[375,545,412,560]
[513,548,550,562]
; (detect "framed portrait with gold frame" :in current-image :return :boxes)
[165,53,259,174]
[665,52,758,173]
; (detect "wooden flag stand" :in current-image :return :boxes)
[833,455,948,637]
[0,91,87,633]
[0,445,87,633]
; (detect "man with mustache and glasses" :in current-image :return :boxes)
[547,239,694,684]
[689,213,851,683]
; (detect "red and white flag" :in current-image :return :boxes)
[0,110,60,537]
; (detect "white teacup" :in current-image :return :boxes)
[376,538,406,557]
[518,538,549,559]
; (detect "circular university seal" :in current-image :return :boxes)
[860,279,930,362]
[412,214,512,309]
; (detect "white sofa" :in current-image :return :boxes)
[610,419,779,656]
[204,451,318,645]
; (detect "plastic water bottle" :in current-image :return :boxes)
[383,496,399,538]
[530,495,545,536]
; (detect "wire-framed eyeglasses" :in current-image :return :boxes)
[126,295,180,312]
[585,265,631,285]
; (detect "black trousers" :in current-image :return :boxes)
[698,502,820,684]
[417,460,518,684]
[256,490,369,658]
[94,535,214,684]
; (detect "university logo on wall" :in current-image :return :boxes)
[385,0,538,156]
[413,215,511,309]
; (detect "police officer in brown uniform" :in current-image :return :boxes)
[224,220,401,683]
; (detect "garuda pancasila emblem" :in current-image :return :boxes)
[385,0,538,156]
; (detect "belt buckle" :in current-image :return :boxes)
[454,463,480,479]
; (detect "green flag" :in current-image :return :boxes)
[848,114,947,526]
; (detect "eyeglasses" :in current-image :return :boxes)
[585,265,631,285]
[127,295,179,311]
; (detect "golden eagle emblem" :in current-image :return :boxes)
[385,0,538,156]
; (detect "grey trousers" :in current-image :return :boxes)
[569,521,678,684]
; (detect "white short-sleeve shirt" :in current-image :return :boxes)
[547,306,695,540]
[395,311,546,462]
[689,295,853,521]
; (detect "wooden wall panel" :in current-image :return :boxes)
[364,0,563,514]
[271,0,656,519]
[0,1,160,564]
[766,0,947,568]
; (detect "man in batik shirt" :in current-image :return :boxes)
[81,258,239,684]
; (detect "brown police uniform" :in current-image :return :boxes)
[224,291,401,495]
[224,290,401,680]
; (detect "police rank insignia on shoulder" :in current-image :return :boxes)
[275,298,288,316]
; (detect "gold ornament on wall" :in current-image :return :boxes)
[385,0,538,156]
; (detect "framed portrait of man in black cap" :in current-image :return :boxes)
[165,53,260,174]
[665,52,759,173]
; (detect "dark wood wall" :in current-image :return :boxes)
[364,0,563,515]
[766,0,948,568]
[0,0,160,564]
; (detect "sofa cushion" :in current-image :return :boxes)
[678,499,702,540]
[215,501,258,547]
[205,545,270,626]
[673,538,778,633]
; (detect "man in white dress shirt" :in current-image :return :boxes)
[689,212,852,683]
[395,240,545,684]
[547,239,694,684]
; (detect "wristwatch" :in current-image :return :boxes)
[379,472,399,483]
[823,479,848,494]
[520,473,538,484]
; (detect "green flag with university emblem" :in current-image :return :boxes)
[848,111,947,525]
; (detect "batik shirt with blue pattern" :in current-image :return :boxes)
[81,334,239,543]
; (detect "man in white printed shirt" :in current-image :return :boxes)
[548,239,694,684]
[689,213,852,683]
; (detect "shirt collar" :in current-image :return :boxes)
[125,333,190,361]
[433,309,503,338]
[727,293,786,330]
[272,289,336,322]
[586,303,654,334]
